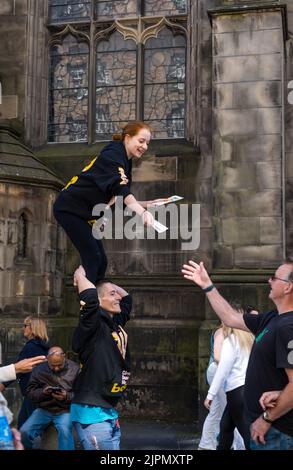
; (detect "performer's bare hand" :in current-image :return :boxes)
[74,265,86,286]
[142,210,154,227]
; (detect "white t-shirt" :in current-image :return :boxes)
[207,334,250,400]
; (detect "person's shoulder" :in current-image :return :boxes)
[278,310,293,325]
[99,141,127,161]
[66,359,80,370]
[213,327,223,339]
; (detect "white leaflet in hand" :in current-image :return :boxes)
[153,195,184,206]
[152,220,168,233]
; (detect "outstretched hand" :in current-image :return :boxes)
[14,356,46,374]
[181,261,212,289]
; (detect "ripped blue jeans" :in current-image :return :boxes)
[73,419,120,450]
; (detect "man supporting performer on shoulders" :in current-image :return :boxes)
[71,265,132,450]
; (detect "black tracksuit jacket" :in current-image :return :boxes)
[53,140,133,220]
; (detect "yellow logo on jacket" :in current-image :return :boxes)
[111,383,127,393]
[118,167,128,185]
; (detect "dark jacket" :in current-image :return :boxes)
[72,288,132,408]
[26,359,80,414]
[53,141,133,220]
[3,338,49,396]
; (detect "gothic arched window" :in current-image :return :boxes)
[48,0,187,143]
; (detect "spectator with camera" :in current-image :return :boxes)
[20,346,79,450]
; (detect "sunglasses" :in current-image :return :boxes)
[23,324,31,328]
[270,275,291,283]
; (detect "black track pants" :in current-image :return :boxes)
[217,386,250,450]
[54,209,107,285]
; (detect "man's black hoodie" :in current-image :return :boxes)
[72,288,132,409]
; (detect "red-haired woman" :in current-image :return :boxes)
[54,121,159,284]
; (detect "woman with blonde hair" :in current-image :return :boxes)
[0,316,49,428]
[204,306,254,450]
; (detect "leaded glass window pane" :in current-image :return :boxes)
[95,32,136,140]
[48,35,89,143]
[49,0,91,24]
[144,0,187,16]
[144,28,186,138]
[96,0,137,20]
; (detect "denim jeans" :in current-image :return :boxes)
[20,408,74,450]
[250,426,293,450]
[73,419,121,450]
[17,397,36,429]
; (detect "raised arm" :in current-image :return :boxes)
[72,265,101,355]
[110,283,129,298]
[182,261,249,331]
[74,265,96,293]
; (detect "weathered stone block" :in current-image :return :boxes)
[217,190,281,217]
[213,12,253,34]
[257,108,281,134]
[128,327,176,354]
[0,95,18,119]
[236,134,281,162]
[213,11,282,34]
[107,252,154,276]
[234,244,282,268]
[261,245,283,268]
[214,29,282,57]
[130,354,197,385]
[215,109,258,137]
[0,220,6,243]
[214,54,281,83]
[222,217,260,245]
[256,162,281,190]
[234,81,281,109]
[260,217,282,244]
[213,136,234,162]
[123,384,197,422]
[181,291,206,321]
[213,244,234,269]
[7,220,17,245]
[213,83,234,109]
[132,155,177,182]
[221,163,256,190]
[0,0,13,15]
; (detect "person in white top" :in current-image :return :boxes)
[204,307,254,450]
[198,325,245,450]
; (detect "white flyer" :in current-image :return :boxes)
[152,220,168,233]
[153,195,184,206]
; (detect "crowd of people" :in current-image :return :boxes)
[1,122,293,450]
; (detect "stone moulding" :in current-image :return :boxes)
[114,16,187,45]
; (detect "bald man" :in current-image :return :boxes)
[71,265,132,450]
[20,346,80,450]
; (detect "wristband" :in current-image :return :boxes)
[202,284,215,293]
[141,209,146,217]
